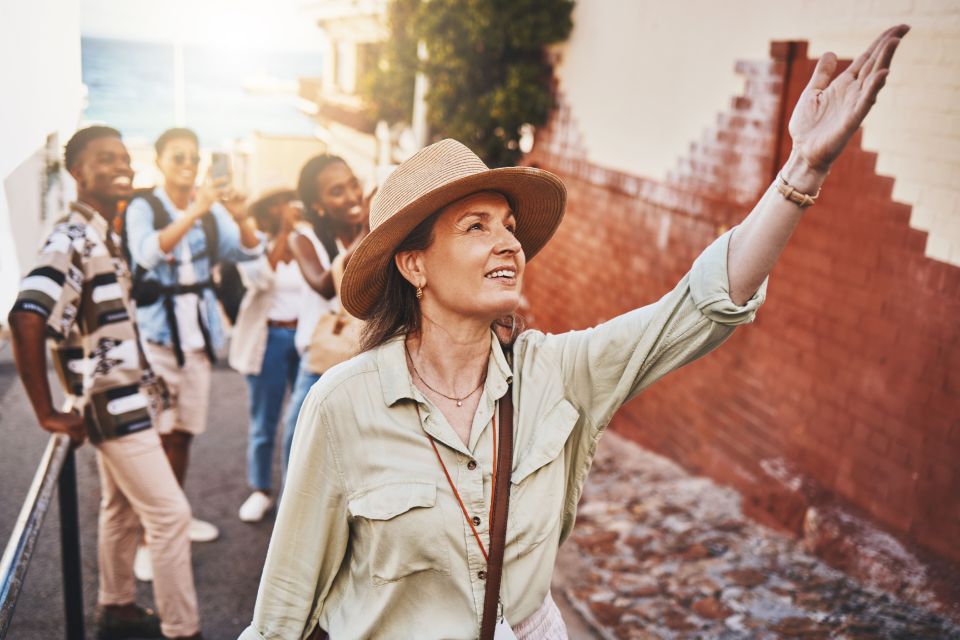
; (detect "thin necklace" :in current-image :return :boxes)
[405,346,486,407]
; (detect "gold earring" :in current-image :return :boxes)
[416,285,423,300]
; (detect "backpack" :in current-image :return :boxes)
[118,188,248,364]
[118,188,216,282]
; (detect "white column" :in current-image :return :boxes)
[411,39,429,151]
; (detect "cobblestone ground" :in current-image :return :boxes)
[555,432,960,640]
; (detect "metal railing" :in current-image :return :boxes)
[0,433,84,639]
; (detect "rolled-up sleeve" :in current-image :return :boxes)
[689,226,766,325]
[242,385,349,640]
[125,198,167,271]
[545,227,766,431]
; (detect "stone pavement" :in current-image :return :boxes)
[552,431,960,640]
[0,343,273,639]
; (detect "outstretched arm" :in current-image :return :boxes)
[728,25,909,305]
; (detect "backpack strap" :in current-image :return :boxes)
[141,191,171,230]
[124,190,172,293]
[198,212,220,264]
[129,190,220,266]
[126,190,219,367]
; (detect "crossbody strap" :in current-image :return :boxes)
[480,385,514,639]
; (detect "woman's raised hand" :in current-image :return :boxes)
[789,25,909,174]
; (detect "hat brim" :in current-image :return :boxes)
[341,166,566,319]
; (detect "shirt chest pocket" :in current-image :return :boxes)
[348,480,450,586]
[506,398,580,558]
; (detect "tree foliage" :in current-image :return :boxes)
[360,0,574,167]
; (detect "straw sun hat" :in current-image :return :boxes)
[340,138,567,319]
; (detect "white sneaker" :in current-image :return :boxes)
[188,517,220,542]
[134,545,153,582]
[239,491,275,523]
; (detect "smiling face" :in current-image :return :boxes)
[314,161,364,225]
[69,135,134,205]
[411,191,525,324]
[156,136,200,190]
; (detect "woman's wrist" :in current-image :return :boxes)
[780,150,829,196]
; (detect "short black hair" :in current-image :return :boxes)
[297,154,346,210]
[64,125,122,171]
[155,127,199,155]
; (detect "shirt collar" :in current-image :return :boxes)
[378,331,513,408]
[70,201,111,238]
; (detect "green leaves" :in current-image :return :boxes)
[361,0,574,167]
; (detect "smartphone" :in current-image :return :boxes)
[210,152,231,183]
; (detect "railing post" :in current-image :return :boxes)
[57,446,84,640]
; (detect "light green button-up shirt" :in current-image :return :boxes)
[240,229,766,640]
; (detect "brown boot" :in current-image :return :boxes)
[95,603,162,639]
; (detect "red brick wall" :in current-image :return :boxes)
[522,42,960,565]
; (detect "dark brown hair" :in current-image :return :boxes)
[359,210,524,352]
[297,154,348,262]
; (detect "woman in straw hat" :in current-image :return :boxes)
[240,25,908,640]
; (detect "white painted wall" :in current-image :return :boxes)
[0,0,83,319]
[554,0,960,264]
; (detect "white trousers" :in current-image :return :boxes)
[96,428,200,638]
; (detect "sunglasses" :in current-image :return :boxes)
[172,153,201,166]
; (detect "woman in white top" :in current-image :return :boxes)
[229,188,311,522]
[279,155,368,475]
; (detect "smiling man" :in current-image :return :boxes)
[7,126,203,640]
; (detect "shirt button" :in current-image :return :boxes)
[472,516,481,526]
[478,570,486,580]
[467,460,477,470]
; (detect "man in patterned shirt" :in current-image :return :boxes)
[7,126,203,640]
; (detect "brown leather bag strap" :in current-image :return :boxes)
[480,386,514,639]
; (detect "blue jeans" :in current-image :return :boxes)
[281,360,322,480]
[245,327,300,491]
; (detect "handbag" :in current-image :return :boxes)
[305,254,363,374]
[305,307,363,374]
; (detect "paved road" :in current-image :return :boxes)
[0,341,596,639]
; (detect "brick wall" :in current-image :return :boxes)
[522,42,960,568]
[552,0,960,267]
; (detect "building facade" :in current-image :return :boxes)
[0,0,84,319]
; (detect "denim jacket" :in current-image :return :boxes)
[126,187,263,350]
